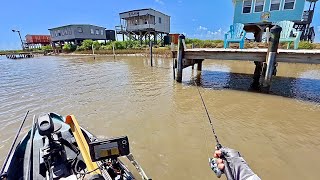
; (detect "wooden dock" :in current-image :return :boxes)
[172,35,320,91]
[5,52,34,59]
[173,48,320,64]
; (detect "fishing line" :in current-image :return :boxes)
[192,78,222,149]
[192,77,235,180]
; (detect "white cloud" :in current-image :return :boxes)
[198,26,208,31]
[155,0,164,5]
[192,19,197,22]
[193,27,226,40]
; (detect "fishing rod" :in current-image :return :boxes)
[0,111,30,176]
[192,80,234,180]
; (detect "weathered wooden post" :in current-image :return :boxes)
[171,43,176,80]
[176,34,185,82]
[150,41,153,67]
[262,25,282,90]
[112,43,116,59]
[197,60,203,71]
[92,44,95,60]
[191,43,195,70]
[251,61,263,90]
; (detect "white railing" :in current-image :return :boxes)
[126,24,155,31]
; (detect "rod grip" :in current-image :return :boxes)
[223,159,234,180]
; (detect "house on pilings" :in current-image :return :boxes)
[232,0,318,42]
[116,8,170,46]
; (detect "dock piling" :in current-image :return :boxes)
[150,41,153,67]
[112,43,116,59]
[197,60,203,71]
[262,25,282,90]
[251,61,263,90]
[176,34,185,82]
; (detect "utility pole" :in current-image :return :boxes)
[12,29,25,50]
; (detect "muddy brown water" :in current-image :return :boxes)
[0,55,319,179]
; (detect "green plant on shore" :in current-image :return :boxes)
[41,45,53,51]
[78,40,93,50]
[298,41,314,49]
[92,41,101,50]
[63,44,77,52]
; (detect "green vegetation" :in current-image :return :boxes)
[185,39,224,48]
[298,41,315,49]
[41,45,53,51]
[77,40,94,51]
[62,44,77,52]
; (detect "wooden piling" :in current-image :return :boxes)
[176,34,185,82]
[251,61,263,90]
[262,25,282,91]
[191,43,194,70]
[197,60,203,71]
[150,41,153,67]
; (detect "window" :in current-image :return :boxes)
[57,30,61,36]
[100,30,104,35]
[77,27,83,33]
[270,0,281,11]
[68,28,72,35]
[158,17,162,24]
[90,29,94,34]
[243,0,253,13]
[284,0,295,10]
[63,29,68,36]
[254,0,264,12]
[95,29,99,35]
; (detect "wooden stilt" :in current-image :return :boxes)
[251,61,263,90]
[176,34,185,82]
[262,25,282,91]
[197,60,203,71]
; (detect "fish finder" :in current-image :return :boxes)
[89,136,130,162]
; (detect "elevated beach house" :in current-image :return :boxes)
[116,8,170,45]
[232,0,318,41]
[48,24,106,46]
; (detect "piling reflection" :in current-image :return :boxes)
[184,66,320,103]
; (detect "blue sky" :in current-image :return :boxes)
[0,0,319,50]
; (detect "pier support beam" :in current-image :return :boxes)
[197,60,203,71]
[262,25,282,91]
[176,34,185,82]
[251,61,263,90]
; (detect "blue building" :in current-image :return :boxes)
[232,0,318,41]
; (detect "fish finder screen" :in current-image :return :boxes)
[89,136,130,162]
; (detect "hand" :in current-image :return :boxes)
[212,147,260,180]
[213,150,225,171]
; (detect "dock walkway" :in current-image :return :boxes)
[5,52,35,59]
[173,48,320,64]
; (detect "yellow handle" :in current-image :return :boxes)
[65,115,101,174]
